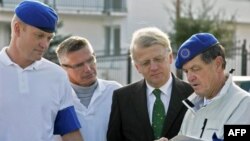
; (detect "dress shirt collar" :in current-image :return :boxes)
[146,73,173,96]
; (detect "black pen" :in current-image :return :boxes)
[200,118,207,138]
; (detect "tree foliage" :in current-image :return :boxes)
[168,0,236,78]
[171,0,236,54]
[43,21,71,64]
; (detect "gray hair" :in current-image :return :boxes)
[129,27,172,62]
[56,36,94,63]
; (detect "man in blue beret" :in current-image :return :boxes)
[0,1,84,141]
[171,33,250,140]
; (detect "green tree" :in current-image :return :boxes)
[43,21,70,64]
[170,0,236,78]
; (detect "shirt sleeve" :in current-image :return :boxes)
[54,106,81,135]
[53,75,81,135]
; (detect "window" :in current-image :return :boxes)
[105,25,121,56]
[104,0,124,12]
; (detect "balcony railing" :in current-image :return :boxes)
[0,0,127,14]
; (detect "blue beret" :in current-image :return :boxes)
[15,0,58,33]
[175,33,219,69]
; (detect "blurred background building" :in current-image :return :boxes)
[1,0,250,85]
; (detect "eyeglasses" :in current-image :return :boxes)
[61,56,96,70]
[137,56,167,68]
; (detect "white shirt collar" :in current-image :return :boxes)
[146,73,173,96]
[0,47,41,70]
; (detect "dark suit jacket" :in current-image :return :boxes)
[107,74,194,141]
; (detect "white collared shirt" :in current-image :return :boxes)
[0,47,79,141]
[146,74,173,124]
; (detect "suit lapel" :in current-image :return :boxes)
[162,75,187,135]
[132,80,154,140]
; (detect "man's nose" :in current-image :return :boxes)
[187,72,196,82]
[149,60,159,70]
[82,63,92,72]
[39,39,50,49]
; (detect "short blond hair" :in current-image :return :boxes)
[130,27,172,61]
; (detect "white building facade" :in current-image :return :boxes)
[1,0,250,85]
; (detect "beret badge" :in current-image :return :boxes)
[180,48,190,59]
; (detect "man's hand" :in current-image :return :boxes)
[154,137,169,141]
[62,130,83,141]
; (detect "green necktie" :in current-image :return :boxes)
[152,89,165,140]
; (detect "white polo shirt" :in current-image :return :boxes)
[0,48,81,141]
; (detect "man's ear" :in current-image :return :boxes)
[135,63,142,74]
[215,56,224,71]
[168,53,173,64]
[14,21,22,37]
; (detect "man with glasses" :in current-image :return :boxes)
[107,27,193,141]
[56,36,122,141]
